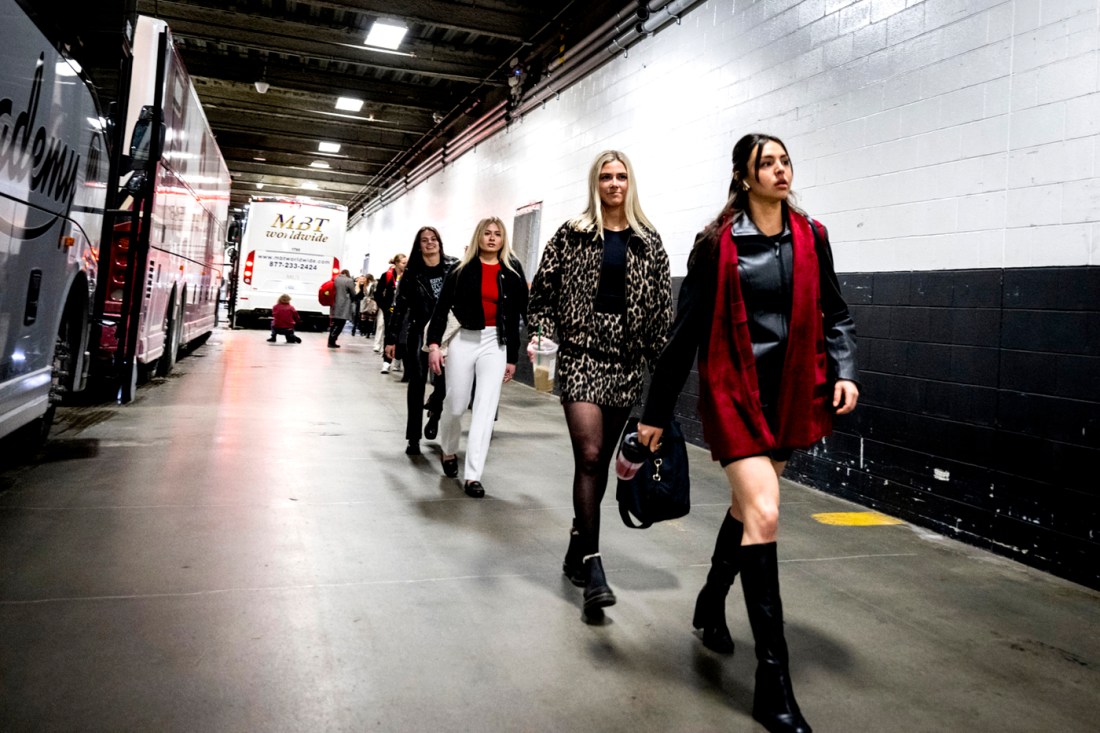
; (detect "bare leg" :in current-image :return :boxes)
[724,455,810,732]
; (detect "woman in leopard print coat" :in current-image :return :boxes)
[527,150,672,615]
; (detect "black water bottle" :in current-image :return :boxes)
[615,432,649,481]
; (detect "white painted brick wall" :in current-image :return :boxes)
[350,0,1100,275]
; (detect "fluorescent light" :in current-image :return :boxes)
[302,182,319,190]
[256,183,264,189]
[318,141,341,153]
[310,161,330,169]
[253,156,266,162]
[335,97,364,112]
[365,20,407,50]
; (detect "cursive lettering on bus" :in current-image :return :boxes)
[271,214,331,232]
[0,54,82,211]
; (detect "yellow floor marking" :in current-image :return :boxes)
[812,511,905,526]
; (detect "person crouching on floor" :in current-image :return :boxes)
[268,294,302,343]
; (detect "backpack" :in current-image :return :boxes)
[318,278,336,306]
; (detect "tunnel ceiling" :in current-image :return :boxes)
[130,0,628,218]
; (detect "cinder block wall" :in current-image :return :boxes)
[352,0,1100,589]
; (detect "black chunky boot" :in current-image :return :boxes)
[562,523,587,587]
[582,554,616,612]
[741,543,812,733]
[692,511,743,654]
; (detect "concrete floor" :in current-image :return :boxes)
[0,327,1097,732]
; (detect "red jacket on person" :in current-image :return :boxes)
[272,302,301,330]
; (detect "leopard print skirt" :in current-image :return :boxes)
[557,312,646,408]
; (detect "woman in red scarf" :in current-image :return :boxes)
[638,134,859,733]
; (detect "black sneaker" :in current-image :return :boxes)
[405,441,421,456]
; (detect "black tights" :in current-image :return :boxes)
[563,401,632,556]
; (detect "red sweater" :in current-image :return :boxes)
[481,261,500,325]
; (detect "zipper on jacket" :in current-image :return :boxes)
[775,240,790,344]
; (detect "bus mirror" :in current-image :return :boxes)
[128,106,164,170]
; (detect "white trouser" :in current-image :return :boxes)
[439,327,506,482]
[372,311,386,350]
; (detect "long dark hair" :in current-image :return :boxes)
[691,133,803,266]
[406,226,445,274]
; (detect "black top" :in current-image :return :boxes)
[641,214,859,428]
[594,228,630,314]
[386,255,459,345]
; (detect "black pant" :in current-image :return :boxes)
[380,310,393,363]
[405,332,446,440]
[328,318,346,344]
[271,326,299,342]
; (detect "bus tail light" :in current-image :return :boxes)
[104,222,131,316]
[243,250,255,284]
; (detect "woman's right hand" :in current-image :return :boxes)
[637,422,664,452]
[527,336,556,363]
[428,347,444,375]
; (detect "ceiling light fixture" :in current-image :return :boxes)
[302,181,319,190]
[335,96,364,112]
[255,64,270,94]
[310,161,331,169]
[318,141,341,153]
[364,20,408,50]
[256,182,264,189]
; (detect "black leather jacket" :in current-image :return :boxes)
[426,257,529,363]
[642,212,858,427]
[386,255,459,346]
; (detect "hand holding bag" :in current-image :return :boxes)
[422,310,462,356]
[616,417,690,529]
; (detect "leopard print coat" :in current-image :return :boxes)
[527,221,673,407]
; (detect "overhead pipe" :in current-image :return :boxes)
[609,0,698,54]
[357,0,702,221]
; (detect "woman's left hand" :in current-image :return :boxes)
[503,364,516,384]
[833,379,860,415]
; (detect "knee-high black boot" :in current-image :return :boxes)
[741,542,812,733]
[692,511,743,653]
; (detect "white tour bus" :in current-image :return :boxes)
[232,197,347,331]
[95,14,231,388]
[0,0,110,442]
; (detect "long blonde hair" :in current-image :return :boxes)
[570,150,654,238]
[456,217,518,273]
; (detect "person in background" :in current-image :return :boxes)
[359,274,378,339]
[267,293,302,343]
[638,133,859,733]
[526,150,672,615]
[374,254,406,371]
[327,269,358,349]
[386,226,458,455]
[350,274,371,337]
[427,217,527,498]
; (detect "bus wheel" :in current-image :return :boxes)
[12,303,80,448]
[157,292,183,377]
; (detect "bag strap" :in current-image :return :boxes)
[619,498,653,530]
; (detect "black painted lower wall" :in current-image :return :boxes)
[515,266,1098,590]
